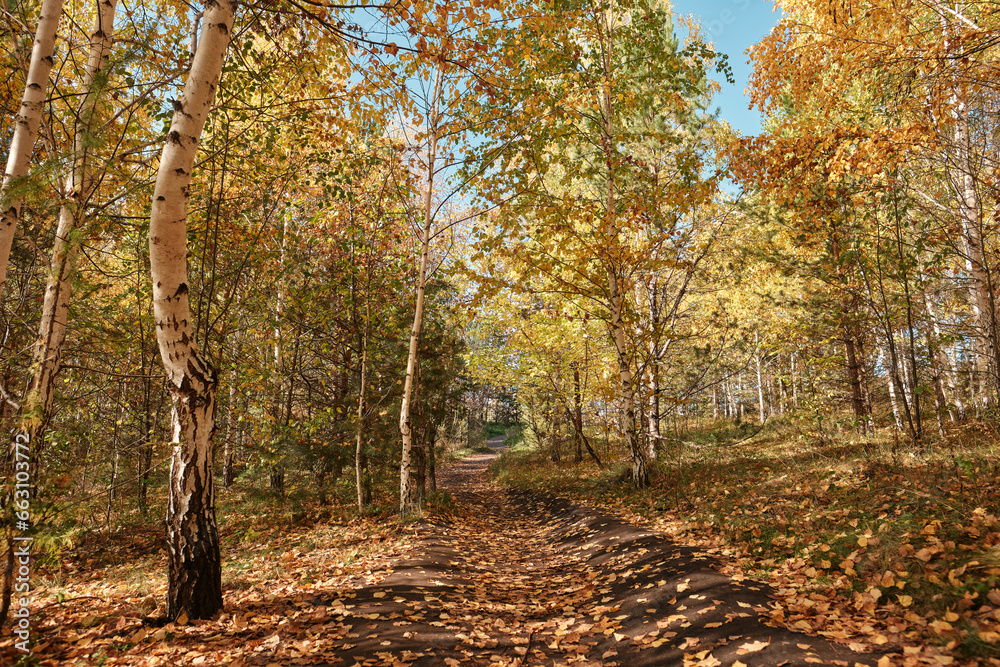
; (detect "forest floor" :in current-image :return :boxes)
[495,422,1000,667]
[4,434,881,667]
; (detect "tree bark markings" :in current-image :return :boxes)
[0,0,65,298]
[148,0,236,620]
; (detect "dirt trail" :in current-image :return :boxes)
[329,437,877,666]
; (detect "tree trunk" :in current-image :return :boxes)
[791,353,799,408]
[568,370,602,467]
[0,0,113,627]
[924,324,948,437]
[0,0,64,297]
[355,297,371,511]
[922,286,961,420]
[426,423,437,494]
[573,366,586,463]
[954,90,999,405]
[881,348,903,432]
[831,230,871,433]
[270,211,291,495]
[755,332,766,425]
[20,0,118,451]
[149,0,235,621]
[399,64,443,515]
[608,271,646,485]
[223,351,238,488]
[549,405,560,462]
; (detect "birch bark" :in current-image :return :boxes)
[597,9,646,486]
[20,0,117,449]
[0,0,64,298]
[148,0,235,620]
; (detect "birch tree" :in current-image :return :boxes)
[20,0,118,454]
[148,0,236,620]
[0,0,64,299]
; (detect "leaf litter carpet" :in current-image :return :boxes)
[16,439,881,666]
[331,438,876,667]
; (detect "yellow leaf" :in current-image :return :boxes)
[737,639,771,654]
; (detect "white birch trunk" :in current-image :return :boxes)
[608,270,646,485]
[597,10,645,486]
[645,275,660,458]
[20,0,117,443]
[942,9,998,403]
[0,0,64,298]
[149,0,235,621]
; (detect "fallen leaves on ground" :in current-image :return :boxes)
[494,425,1000,666]
[1,440,876,666]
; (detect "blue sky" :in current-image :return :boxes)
[670,0,783,136]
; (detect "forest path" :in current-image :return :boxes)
[328,436,877,667]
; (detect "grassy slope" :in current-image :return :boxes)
[492,420,1000,666]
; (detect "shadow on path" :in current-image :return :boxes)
[323,435,876,666]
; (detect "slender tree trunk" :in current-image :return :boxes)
[549,405,560,462]
[922,285,962,420]
[954,91,999,405]
[608,271,645,485]
[355,297,371,512]
[882,347,903,432]
[269,211,291,495]
[924,324,948,437]
[0,0,114,626]
[646,364,660,459]
[149,0,235,621]
[573,366,584,463]
[791,353,799,408]
[426,423,437,494]
[831,231,870,432]
[105,396,122,527]
[597,11,645,486]
[400,65,443,515]
[20,0,118,449]
[570,367,601,467]
[755,332,766,425]
[223,345,239,488]
[0,0,64,297]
